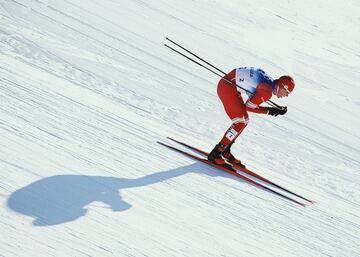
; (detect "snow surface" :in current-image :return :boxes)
[1,0,360,256]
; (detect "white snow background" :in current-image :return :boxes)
[1,0,360,256]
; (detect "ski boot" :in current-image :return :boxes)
[222,149,246,169]
[208,143,236,171]
[219,142,245,168]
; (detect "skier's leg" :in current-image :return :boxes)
[208,77,248,167]
[217,77,249,147]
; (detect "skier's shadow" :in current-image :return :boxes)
[7,163,224,226]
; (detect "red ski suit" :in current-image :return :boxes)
[217,68,274,146]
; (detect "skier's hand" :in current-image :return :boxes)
[267,106,287,116]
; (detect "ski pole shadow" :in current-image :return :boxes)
[7,163,224,226]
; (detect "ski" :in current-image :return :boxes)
[158,141,308,207]
[166,137,315,204]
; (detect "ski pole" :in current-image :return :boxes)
[164,37,283,109]
[166,37,226,77]
[164,43,225,79]
[164,43,244,91]
[164,39,253,95]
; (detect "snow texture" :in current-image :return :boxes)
[1,0,360,256]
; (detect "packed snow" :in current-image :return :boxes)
[1,0,360,256]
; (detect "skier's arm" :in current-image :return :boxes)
[245,83,272,114]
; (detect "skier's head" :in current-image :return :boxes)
[275,76,295,98]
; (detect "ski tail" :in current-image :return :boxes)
[167,137,208,155]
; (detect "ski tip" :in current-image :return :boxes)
[309,200,317,204]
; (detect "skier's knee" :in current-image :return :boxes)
[231,116,249,130]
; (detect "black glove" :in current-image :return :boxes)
[267,107,287,116]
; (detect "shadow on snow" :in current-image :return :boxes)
[7,163,233,226]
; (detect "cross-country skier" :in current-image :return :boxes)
[208,67,295,169]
